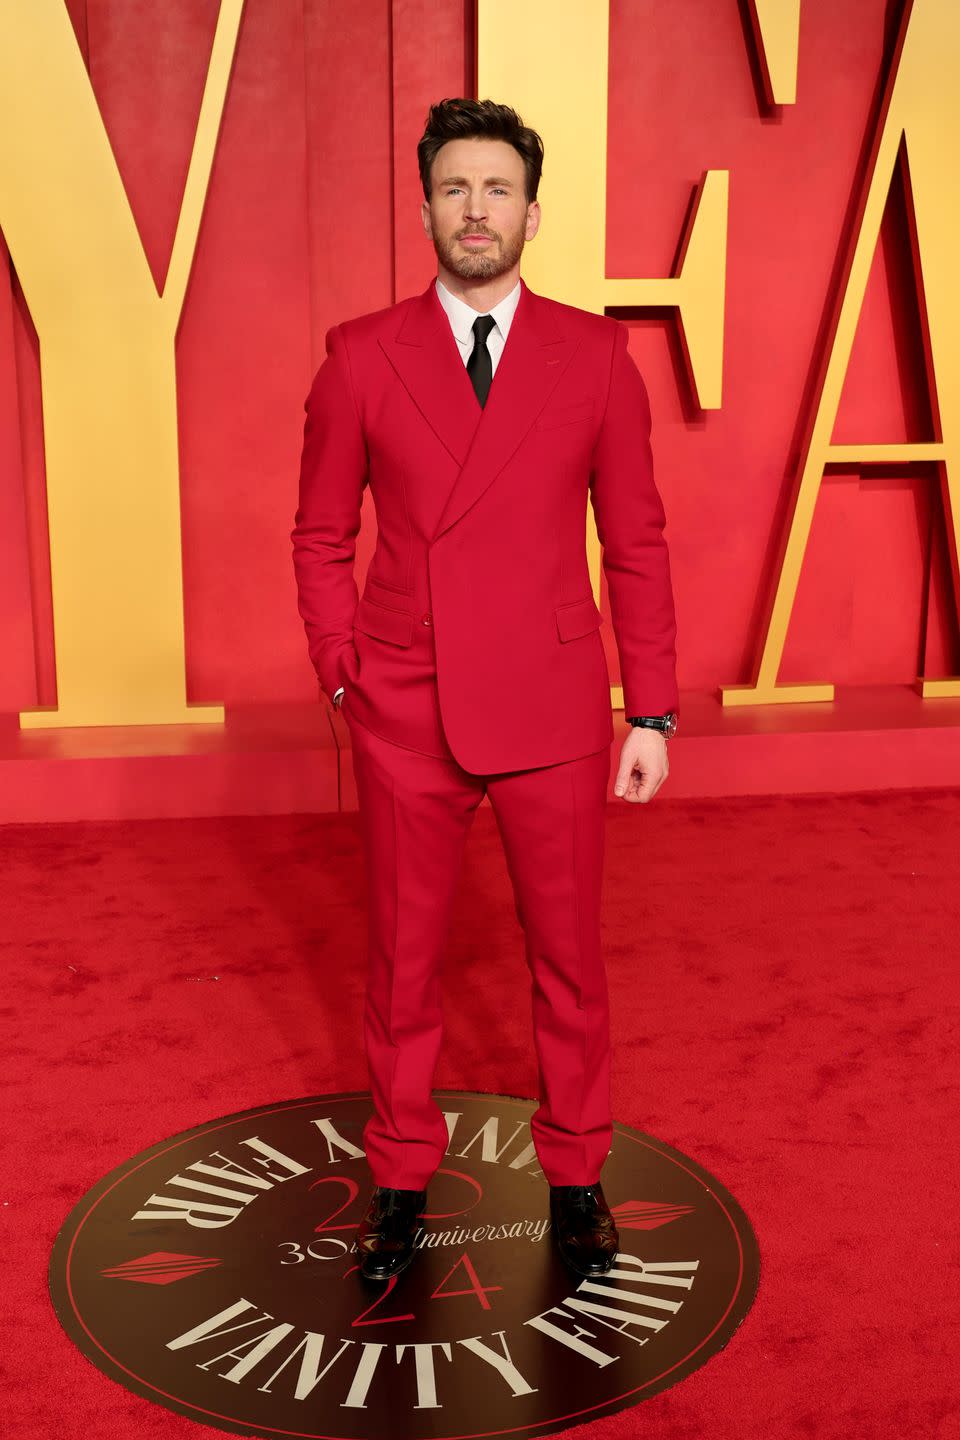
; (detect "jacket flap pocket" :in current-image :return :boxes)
[555,595,604,642]
[354,594,414,646]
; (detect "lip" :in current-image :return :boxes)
[461,235,493,243]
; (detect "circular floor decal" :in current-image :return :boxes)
[50,1090,759,1438]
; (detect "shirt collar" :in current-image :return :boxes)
[434,274,522,346]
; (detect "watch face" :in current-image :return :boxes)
[665,712,678,737]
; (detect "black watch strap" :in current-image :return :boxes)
[627,712,678,737]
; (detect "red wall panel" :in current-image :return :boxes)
[0,0,954,717]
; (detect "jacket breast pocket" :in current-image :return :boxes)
[535,399,598,431]
[353,593,414,647]
[556,594,604,642]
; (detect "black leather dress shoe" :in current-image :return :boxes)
[355,1186,427,1279]
[549,1182,620,1277]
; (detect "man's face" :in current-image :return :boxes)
[421,137,540,282]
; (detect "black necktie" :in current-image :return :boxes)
[466,313,497,408]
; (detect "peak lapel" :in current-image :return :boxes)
[432,278,580,540]
[379,278,480,471]
[379,277,582,542]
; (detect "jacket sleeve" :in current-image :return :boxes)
[291,322,367,703]
[589,320,679,719]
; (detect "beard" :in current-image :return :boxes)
[432,221,526,281]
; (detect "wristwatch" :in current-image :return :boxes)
[627,711,678,738]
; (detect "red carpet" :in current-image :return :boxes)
[2,786,958,1438]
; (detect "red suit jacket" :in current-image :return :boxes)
[292,275,678,774]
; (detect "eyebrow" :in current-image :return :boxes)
[438,175,515,186]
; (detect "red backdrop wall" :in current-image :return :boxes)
[1,0,955,716]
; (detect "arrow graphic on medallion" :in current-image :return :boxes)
[100,1252,223,1285]
[611,1200,695,1231]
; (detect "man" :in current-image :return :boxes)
[292,98,678,1283]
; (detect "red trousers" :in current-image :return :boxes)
[343,700,613,1190]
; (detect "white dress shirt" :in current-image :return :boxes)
[334,274,522,708]
[434,273,522,377]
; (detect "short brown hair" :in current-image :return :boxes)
[417,98,544,205]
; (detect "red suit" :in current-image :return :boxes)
[293,275,678,1189]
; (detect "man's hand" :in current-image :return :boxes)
[613,727,669,803]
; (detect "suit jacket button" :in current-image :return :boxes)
[421,612,433,626]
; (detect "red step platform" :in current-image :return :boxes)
[1,684,959,824]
